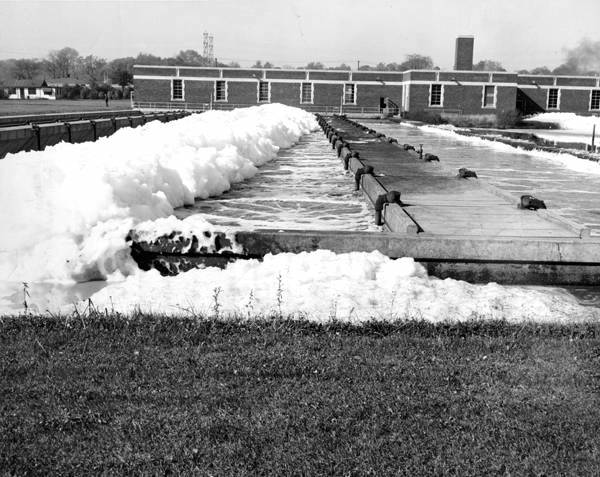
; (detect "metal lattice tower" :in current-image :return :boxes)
[203,31,214,62]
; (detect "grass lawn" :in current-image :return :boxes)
[1,315,599,475]
[0,99,133,116]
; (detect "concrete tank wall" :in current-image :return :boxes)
[0,111,190,159]
[0,126,38,158]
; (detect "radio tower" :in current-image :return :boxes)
[203,31,214,63]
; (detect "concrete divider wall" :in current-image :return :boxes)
[39,123,70,149]
[129,116,145,128]
[0,109,142,128]
[69,121,94,144]
[0,126,38,158]
[94,119,114,139]
[114,117,131,131]
[0,111,192,159]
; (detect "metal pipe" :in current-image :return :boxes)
[374,191,402,226]
[354,165,374,190]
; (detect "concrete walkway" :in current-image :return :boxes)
[327,115,585,240]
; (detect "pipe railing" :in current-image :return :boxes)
[133,101,387,115]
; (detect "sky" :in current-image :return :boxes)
[1,0,599,71]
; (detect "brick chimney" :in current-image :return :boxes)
[454,36,474,70]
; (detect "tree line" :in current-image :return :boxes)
[2,39,597,99]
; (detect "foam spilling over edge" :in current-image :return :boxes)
[416,123,600,175]
[82,250,599,323]
[524,112,600,132]
[0,104,317,283]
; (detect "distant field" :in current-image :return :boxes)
[0,99,133,116]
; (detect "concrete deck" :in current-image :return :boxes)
[326,115,585,240]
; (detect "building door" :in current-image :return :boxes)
[379,97,386,112]
[20,88,25,98]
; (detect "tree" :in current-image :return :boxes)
[0,59,15,84]
[552,63,577,75]
[530,66,552,75]
[251,60,263,68]
[11,59,42,80]
[473,60,506,71]
[330,63,351,70]
[175,49,207,66]
[263,61,274,69]
[305,62,324,70]
[107,57,134,87]
[135,53,165,65]
[399,54,434,70]
[45,47,79,78]
[385,63,403,71]
[78,55,107,84]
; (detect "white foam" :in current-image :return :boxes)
[524,112,600,132]
[81,250,599,323]
[416,124,600,175]
[0,104,317,283]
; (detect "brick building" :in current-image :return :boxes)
[516,74,600,115]
[133,38,600,119]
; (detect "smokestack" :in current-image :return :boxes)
[454,36,474,70]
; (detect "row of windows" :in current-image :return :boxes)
[429,84,497,108]
[170,79,357,104]
[545,88,600,110]
[5,87,54,96]
[171,79,600,111]
[429,84,600,110]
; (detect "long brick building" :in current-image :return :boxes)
[133,37,600,120]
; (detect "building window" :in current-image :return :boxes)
[258,81,270,102]
[482,85,496,108]
[547,88,559,110]
[300,82,313,104]
[429,84,443,106]
[215,80,227,101]
[171,79,184,100]
[28,87,36,95]
[343,83,356,104]
[590,90,600,111]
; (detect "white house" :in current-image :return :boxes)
[4,79,56,100]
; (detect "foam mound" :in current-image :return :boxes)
[0,104,317,282]
[83,250,599,323]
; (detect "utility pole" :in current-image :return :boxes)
[357,60,360,71]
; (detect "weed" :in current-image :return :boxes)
[212,287,222,319]
[245,289,256,320]
[21,282,30,314]
[275,273,284,319]
[328,298,338,321]
[389,289,398,320]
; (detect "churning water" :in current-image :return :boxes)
[175,132,375,230]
